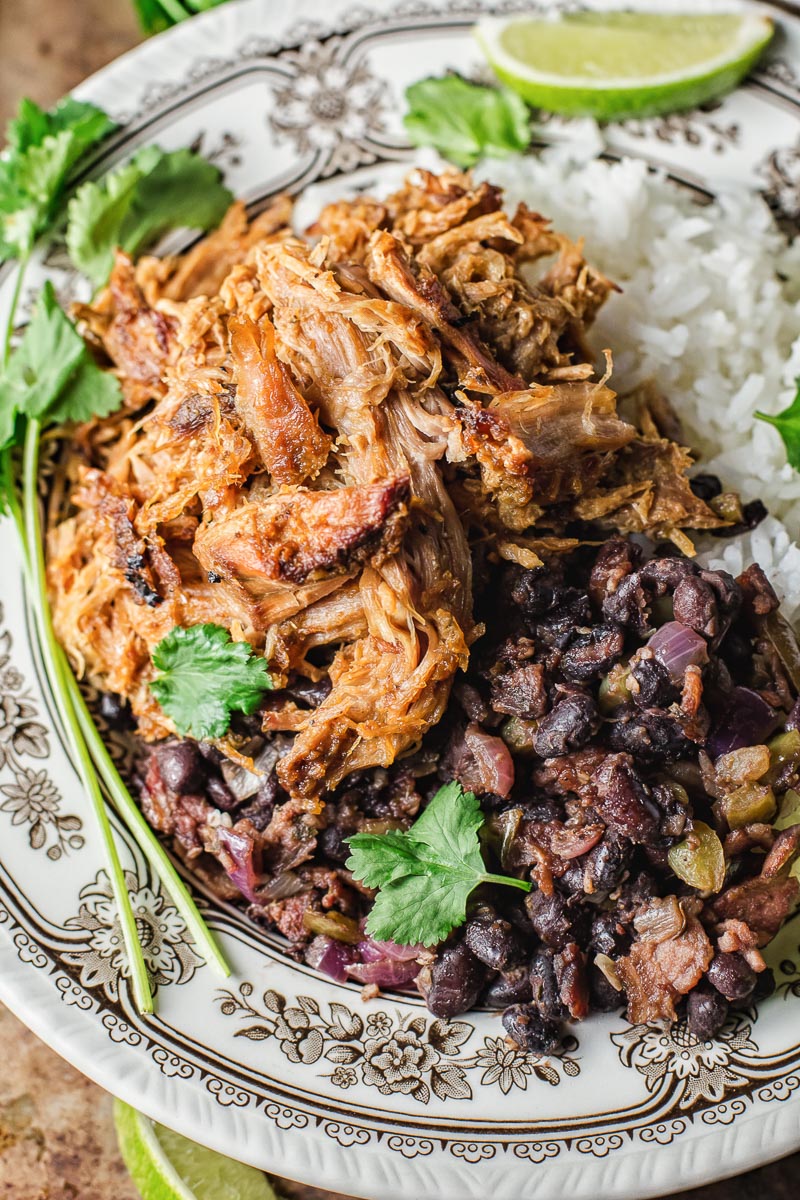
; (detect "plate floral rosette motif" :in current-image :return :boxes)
[1,2,800,1198]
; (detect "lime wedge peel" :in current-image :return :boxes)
[474,10,775,121]
[114,1099,280,1200]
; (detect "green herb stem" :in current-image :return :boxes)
[480,872,532,892]
[69,680,230,979]
[157,0,192,22]
[2,259,26,365]
[23,418,154,1014]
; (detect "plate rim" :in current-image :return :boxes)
[2,1,800,1196]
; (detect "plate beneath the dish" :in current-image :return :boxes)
[2,2,800,1197]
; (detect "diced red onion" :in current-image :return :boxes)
[708,687,778,758]
[306,935,357,983]
[358,937,423,963]
[215,825,262,903]
[460,723,515,798]
[347,957,420,988]
[648,621,708,682]
[550,822,605,860]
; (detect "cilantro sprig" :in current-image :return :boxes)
[0,94,236,1013]
[150,624,273,739]
[403,75,531,168]
[346,782,531,947]
[67,146,233,288]
[757,378,800,471]
[1,96,116,262]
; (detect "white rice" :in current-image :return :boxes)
[480,149,800,621]
[301,146,800,620]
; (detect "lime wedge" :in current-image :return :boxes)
[474,10,774,120]
[114,1100,280,1200]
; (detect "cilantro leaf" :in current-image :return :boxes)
[403,75,531,168]
[149,623,273,739]
[67,146,233,287]
[0,97,116,261]
[757,379,800,471]
[346,782,530,947]
[5,96,115,160]
[0,281,123,450]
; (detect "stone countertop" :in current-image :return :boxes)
[0,2,797,1197]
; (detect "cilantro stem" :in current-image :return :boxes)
[481,872,532,892]
[157,0,193,24]
[69,682,231,979]
[23,418,154,1014]
[2,259,26,365]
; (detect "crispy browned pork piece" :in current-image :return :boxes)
[48,167,725,799]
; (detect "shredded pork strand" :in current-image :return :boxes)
[48,168,725,815]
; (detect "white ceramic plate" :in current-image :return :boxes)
[2,2,800,1197]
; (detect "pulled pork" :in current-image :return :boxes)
[47,169,794,1045]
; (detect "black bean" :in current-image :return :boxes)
[560,625,625,683]
[286,676,333,708]
[673,576,719,638]
[206,774,238,812]
[426,941,490,1019]
[589,754,661,844]
[582,835,631,897]
[589,911,630,958]
[483,966,533,1008]
[629,656,677,709]
[706,952,757,1001]
[525,890,574,950]
[533,590,593,651]
[606,708,694,765]
[155,741,206,794]
[752,967,776,1003]
[713,499,768,539]
[589,963,624,1012]
[508,568,561,618]
[614,872,659,925]
[689,474,722,502]
[529,948,567,1021]
[502,1004,563,1055]
[318,824,350,862]
[98,690,133,729]
[589,538,641,609]
[464,911,524,971]
[686,985,729,1040]
[533,692,599,757]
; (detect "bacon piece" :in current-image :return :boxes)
[229,312,331,483]
[617,902,713,1023]
[711,875,799,946]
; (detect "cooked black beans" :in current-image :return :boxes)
[502,1004,563,1055]
[483,966,533,1008]
[529,948,567,1022]
[464,910,524,970]
[98,690,133,729]
[533,691,599,757]
[686,985,729,1040]
[139,531,789,1046]
[155,741,206,794]
[706,953,757,1002]
[206,774,238,812]
[425,941,490,1019]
